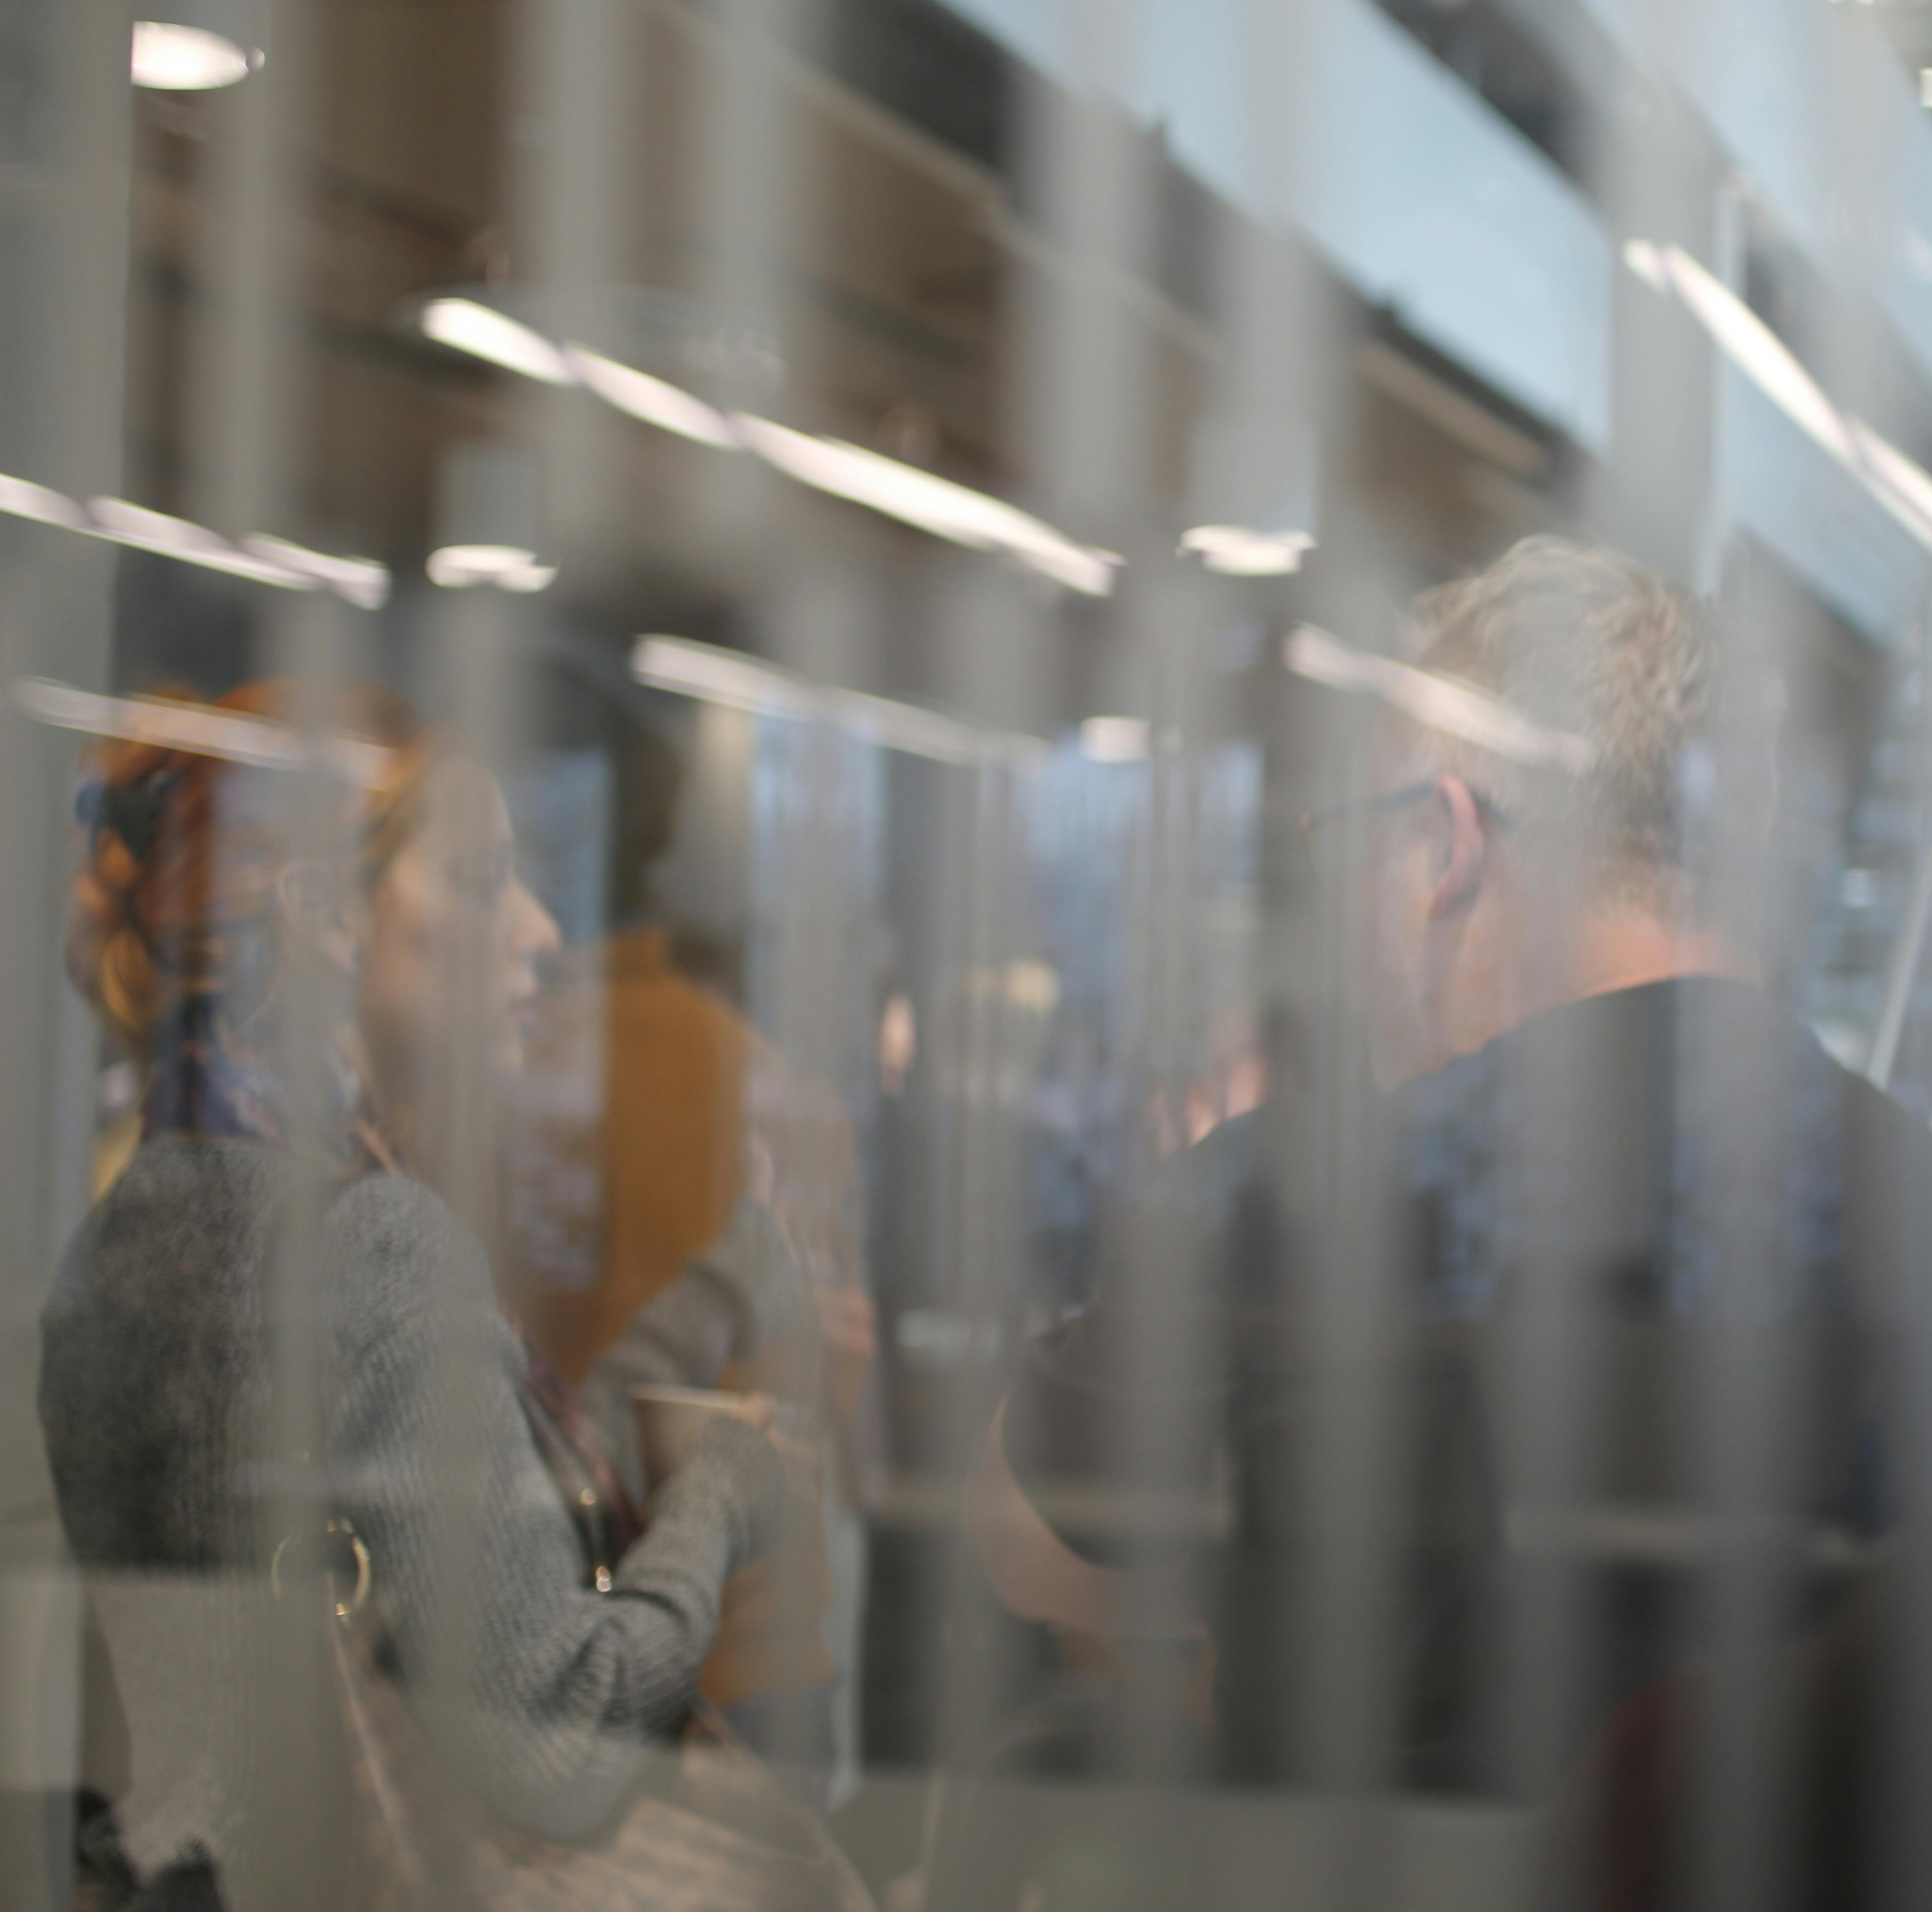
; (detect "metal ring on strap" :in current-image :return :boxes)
[270,1516,373,1621]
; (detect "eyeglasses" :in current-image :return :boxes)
[1298,778,1509,865]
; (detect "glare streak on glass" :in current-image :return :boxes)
[916,572,1042,1896]
[1218,13,1362,1863]
[441,588,531,1912]
[752,565,883,1810]
[248,589,363,1912]
[1707,17,1884,1912]
[1297,746,1409,1901]
[1883,657,1932,1912]
[1234,10,1410,1896]
[1679,996,1807,1912]
[1874,611,1932,1912]
[0,4,131,1905]
[176,8,361,1906]
[1490,876,1613,1836]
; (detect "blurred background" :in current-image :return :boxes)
[15,1,1932,1908]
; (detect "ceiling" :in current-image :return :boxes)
[112,0,1568,719]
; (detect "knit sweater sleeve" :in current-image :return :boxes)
[322,1173,784,1843]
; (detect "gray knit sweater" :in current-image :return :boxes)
[38,1136,785,1887]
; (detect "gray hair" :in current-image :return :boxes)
[1396,537,1777,914]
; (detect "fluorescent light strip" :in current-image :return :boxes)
[426,544,558,592]
[565,345,739,449]
[632,634,1037,767]
[1847,423,1932,542]
[1625,243,1854,465]
[0,474,390,607]
[733,416,1120,597]
[89,498,317,588]
[1285,625,1594,774]
[0,474,87,529]
[243,536,392,609]
[838,687,994,767]
[421,298,573,387]
[421,303,1119,596]
[13,676,395,787]
[632,635,816,718]
[1625,241,1932,551]
[1179,525,1315,578]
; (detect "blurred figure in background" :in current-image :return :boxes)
[507,728,751,1388]
[955,539,1924,1912]
[504,719,879,1810]
[42,684,793,1912]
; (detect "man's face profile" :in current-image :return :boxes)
[1355,739,1451,1090]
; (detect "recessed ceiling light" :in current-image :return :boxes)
[426,544,557,592]
[1079,717,1151,763]
[131,22,257,91]
[1179,525,1315,577]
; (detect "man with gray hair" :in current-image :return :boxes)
[946,538,1924,1912]
[1353,536,1776,1090]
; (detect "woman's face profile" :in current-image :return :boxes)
[354,759,559,1089]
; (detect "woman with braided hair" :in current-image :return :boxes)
[40,681,793,1912]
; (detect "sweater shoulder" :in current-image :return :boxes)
[48,1138,283,1313]
[325,1168,471,1275]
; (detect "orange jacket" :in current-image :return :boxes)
[508,928,749,1387]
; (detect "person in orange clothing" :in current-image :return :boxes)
[505,919,750,1389]
[500,720,877,1806]
[502,718,753,1384]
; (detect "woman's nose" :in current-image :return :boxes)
[510,880,561,962]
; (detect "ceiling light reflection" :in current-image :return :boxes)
[565,346,739,449]
[1621,239,1670,296]
[632,635,1040,767]
[427,544,557,592]
[1285,625,1594,773]
[1624,242,1853,465]
[131,22,255,90]
[417,302,1117,596]
[421,299,574,387]
[89,498,320,588]
[0,472,390,606]
[1847,423,1932,543]
[840,687,1000,765]
[0,474,87,529]
[1180,525,1315,577]
[14,676,394,786]
[1078,716,1151,763]
[734,416,1120,596]
[1625,239,1932,551]
[242,536,391,609]
[633,636,815,718]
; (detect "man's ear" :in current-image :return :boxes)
[276,859,360,976]
[1428,775,1490,921]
